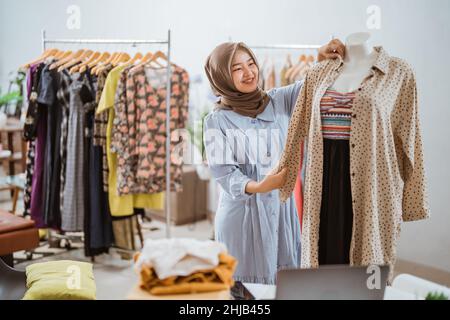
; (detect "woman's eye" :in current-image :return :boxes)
[233,68,242,72]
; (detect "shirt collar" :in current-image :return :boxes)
[256,98,275,122]
[333,46,389,75]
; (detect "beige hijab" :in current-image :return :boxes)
[204,42,270,118]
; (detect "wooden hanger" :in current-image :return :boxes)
[88,52,110,69]
[111,52,125,66]
[286,54,293,66]
[147,50,170,67]
[88,52,110,75]
[69,50,96,74]
[129,52,157,72]
[92,52,118,75]
[129,52,148,73]
[77,51,101,74]
[53,50,64,59]
[21,48,59,69]
[112,52,131,66]
[285,54,306,83]
[50,49,84,70]
[56,50,72,60]
[122,52,143,67]
[290,55,310,82]
[58,49,93,72]
[104,52,119,65]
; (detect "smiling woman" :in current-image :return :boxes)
[230,50,259,93]
[204,42,270,118]
[202,40,346,285]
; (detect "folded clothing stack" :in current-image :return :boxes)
[134,238,237,295]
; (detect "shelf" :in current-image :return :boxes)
[0,152,23,162]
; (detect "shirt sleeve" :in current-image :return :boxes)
[37,66,55,106]
[203,112,253,201]
[277,80,304,116]
[394,67,430,222]
[277,71,313,202]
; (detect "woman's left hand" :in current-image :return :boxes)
[317,39,345,62]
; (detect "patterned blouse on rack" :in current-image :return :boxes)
[320,88,355,140]
[112,64,189,195]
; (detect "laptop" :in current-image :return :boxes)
[275,265,389,300]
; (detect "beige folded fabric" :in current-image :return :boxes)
[134,252,237,295]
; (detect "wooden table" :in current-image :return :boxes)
[127,285,231,300]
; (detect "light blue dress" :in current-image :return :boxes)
[203,81,303,284]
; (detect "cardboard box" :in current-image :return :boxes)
[146,166,208,225]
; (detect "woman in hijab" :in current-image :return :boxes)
[203,40,344,284]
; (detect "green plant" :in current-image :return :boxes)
[425,291,449,300]
[0,91,23,108]
[0,69,26,116]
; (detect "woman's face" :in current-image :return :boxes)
[231,49,259,93]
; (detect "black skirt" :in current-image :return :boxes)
[318,139,354,265]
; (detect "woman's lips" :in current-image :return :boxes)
[242,78,255,84]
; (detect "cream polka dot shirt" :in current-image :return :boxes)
[277,46,430,270]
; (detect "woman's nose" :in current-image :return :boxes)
[242,67,253,78]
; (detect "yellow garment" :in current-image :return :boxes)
[23,260,96,300]
[135,252,237,295]
[97,65,164,216]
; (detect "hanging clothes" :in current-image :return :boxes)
[277,46,430,271]
[96,64,165,217]
[59,71,92,231]
[29,63,47,229]
[111,64,189,195]
[23,63,42,220]
[37,61,63,228]
[21,49,190,258]
[93,63,114,192]
[84,70,114,256]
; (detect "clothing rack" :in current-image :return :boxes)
[41,29,173,241]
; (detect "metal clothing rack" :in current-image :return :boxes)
[41,29,174,243]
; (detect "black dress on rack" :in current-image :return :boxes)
[37,61,63,229]
[82,70,114,257]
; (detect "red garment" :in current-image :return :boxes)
[293,141,304,232]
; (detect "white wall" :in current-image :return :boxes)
[1,0,449,272]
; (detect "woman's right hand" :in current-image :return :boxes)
[246,168,288,194]
[317,39,345,62]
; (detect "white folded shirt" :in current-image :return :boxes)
[134,238,228,280]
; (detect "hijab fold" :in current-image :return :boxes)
[204,42,270,118]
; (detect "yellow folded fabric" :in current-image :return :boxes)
[134,252,237,295]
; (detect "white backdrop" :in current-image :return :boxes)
[1,0,449,272]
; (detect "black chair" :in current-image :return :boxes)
[0,257,27,300]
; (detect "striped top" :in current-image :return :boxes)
[320,87,355,140]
